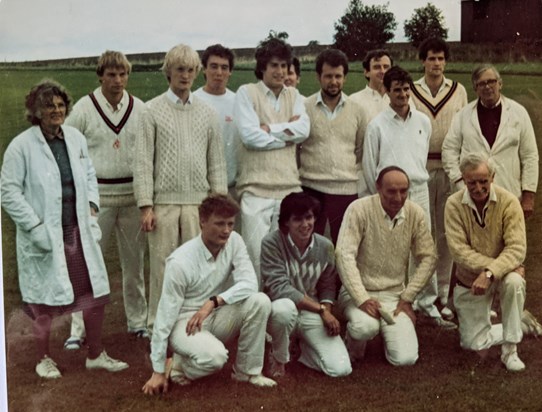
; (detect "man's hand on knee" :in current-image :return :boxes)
[186,300,216,335]
[394,299,416,324]
[360,299,381,319]
[471,270,492,296]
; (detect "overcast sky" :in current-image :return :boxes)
[0,0,462,62]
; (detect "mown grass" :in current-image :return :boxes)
[2,66,542,411]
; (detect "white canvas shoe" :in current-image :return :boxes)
[501,344,525,372]
[521,310,542,337]
[36,356,61,379]
[86,351,128,372]
[231,368,277,387]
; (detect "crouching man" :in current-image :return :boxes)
[444,154,528,371]
[336,167,437,366]
[142,194,276,395]
[261,192,352,378]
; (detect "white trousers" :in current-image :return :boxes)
[340,290,418,366]
[170,293,271,379]
[240,193,281,282]
[147,204,200,331]
[267,298,352,377]
[409,183,440,319]
[71,205,147,337]
[454,272,525,351]
[428,168,453,305]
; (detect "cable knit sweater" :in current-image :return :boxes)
[336,195,436,307]
[410,77,468,171]
[65,88,146,207]
[261,230,338,304]
[236,83,301,199]
[300,93,366,195]
[444,185,526,287]
[133,92,227,207]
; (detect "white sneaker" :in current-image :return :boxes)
[86,350,128,372]
[36,356,61,379]
[231,369,277,387]
[432,317,457,330]
[501,344,525,372]
[521,310,542,337]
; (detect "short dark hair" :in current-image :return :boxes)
[25,79,72,125]
[254,38,292,80]
[290,56,301,77]
[201,44,235,71]
[199,194,240,220]
[278,192,321,231]
[315,48,349,76]
[376,166,410,188]
[383,66,412,91]
[418,38,449,61]
[362,49,393,71]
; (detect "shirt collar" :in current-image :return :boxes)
[478,97,503,109]
[415,76,451,95]
[462,184,498,208]
[258,80,286,98]
[166,88,193,105]
[315,91,346,110]
[378,199,406,227]
[287,233,314,259]
[96,87,126,112]
[386,105,412,121]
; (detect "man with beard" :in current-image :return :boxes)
[299,49,366,244]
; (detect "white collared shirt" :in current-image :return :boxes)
[462,184,498,226]
[287,233,315,260]
[166,88,193,105]
[315,91,347,120]
[378,200,406,229]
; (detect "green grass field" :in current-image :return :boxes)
[2,66,542,411]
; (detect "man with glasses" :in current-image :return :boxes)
[442,64,538,219]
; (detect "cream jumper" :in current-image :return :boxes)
[444,185,526,286]
[410,77,468,171]
[235,82,303,199]
[133,92,227,207]
[65,88,146,207]
[336,195,436,307]
[300,93,366,195]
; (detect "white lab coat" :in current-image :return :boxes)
[1,125,109,306]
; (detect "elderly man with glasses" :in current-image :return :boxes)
[442,64,538,219]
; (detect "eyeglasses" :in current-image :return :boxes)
[475,78,499,89]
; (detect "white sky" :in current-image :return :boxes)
[0,0,462,62]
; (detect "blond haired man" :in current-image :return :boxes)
[134,44,227,331]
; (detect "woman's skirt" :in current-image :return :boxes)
[24,224,110,319]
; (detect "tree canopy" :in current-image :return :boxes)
[333,0,397,61]
[404,3,448,47]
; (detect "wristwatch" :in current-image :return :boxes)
[210,296,219,308]
[318,304,326,315]
[485,270,494,281]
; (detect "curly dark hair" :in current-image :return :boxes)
[254,38,292,80]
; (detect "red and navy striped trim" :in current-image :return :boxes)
[88,92,134,135]
[410,81,458,118]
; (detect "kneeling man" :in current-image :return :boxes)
[445,153,527,371]
[261,192,352,378]
[143,194,275,395]
[336,167,436,366]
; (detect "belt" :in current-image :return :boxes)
[97,177,133,184]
